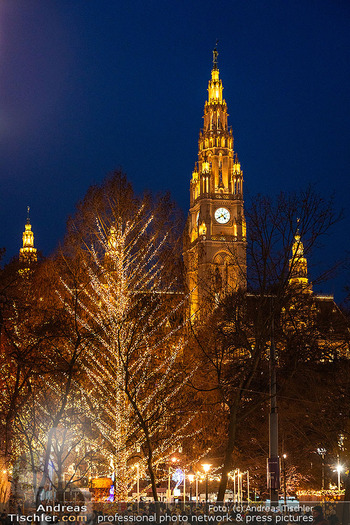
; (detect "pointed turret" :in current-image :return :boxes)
[288,227,311,290]
[19,207,37,266]
[190,46,244,204]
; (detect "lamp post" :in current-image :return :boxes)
[168,456,178,505]
[168,466,171,505]
[135,444,142,511]
[238,471,242,504]
[317,448,326,490]
[282,455,287,507]
[167,456,178,503]
[247,470,250,502]
[336,458,343,492]
[233,471,236,502]
[202,464,211,512]
[188,468,195,515]
[183,470,186,510]
[268,312,279,507]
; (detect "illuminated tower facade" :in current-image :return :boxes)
[184,48,246,316]
[288,230,311,290]
[19,207,37,266]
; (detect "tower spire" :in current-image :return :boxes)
[19,207,37,267]
[184,49,246,316]
[288,223,311,290]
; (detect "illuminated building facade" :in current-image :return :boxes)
[184,48,246,316]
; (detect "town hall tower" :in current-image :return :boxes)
[184,48,247,316]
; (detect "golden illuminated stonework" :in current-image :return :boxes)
[184,47,247,317]
[288,229,311,290]
[19,207,37,266]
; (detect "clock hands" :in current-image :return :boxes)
[214,207,230,223]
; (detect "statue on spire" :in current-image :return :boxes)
[213,40,219,70]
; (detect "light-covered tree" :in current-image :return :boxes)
[59,172,196,501]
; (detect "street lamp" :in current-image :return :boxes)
[167,456,178,504]
[282,454,287,507]
[246,470,250,502]
[202,463,211,511]
[238,471,242,504]
[188,468,195,502]
[317,448,326,490]
[183,469,186,510]
[233,469,243,503]
[188,468,195,514]
[336,460,343,492]
[135,444,142,510]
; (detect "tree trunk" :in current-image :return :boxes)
[125,387,159,501]
[147,453,158,503]
[57,456,64,503]
[35,427,55,507]
[217,401,238,502]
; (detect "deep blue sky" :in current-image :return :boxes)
[1,1,350,300]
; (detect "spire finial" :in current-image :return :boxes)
[27,206,30,224]
[213,40,219,70]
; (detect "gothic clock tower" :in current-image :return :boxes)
[184,48,247,316]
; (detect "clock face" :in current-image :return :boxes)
[214,207,230,224]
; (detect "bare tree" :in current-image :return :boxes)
[188,187,342,501]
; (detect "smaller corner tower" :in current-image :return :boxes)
[184,47,247,317]
[19,206,37,267]
[288,227,311,291]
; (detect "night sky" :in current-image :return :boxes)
[1,1,350,300]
